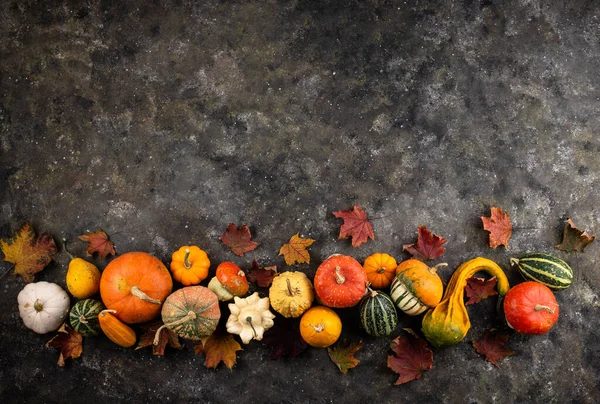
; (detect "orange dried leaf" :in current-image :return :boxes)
[465,277,498,306]
[279,233,315,265]
[387,329,433,385]
[78,228,116,259]
[327,340,363,374]
[46,323,83,367]
[472,329,516,367]
[1,222,57,282]
[333,205,374,247]
[247,260,277,288]
[481,207,512,249]
[135,320,182,356]
[403,226,446,261]
[220,223,260,256]
[194,329,243,370]
[556,218,595,253]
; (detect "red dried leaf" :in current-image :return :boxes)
[78,228,116,259]
[279,233,315,265]
[387,329,433,385]
[135,320,182,356]
[403,226,446,261]
[220,223,260,256]
[194,328,243,369]
[247,260,277,288]
[46,323,83,367]
[556,218,595,253]
[472,329,516,367]
[262,316,307,360]
[327,340,363,374]
[465,277,498,306]
[332,205,374,247]
[481,207,512,249]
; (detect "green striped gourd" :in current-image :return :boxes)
[69,299,105,337]
[359,289,398,337]
[510,253,573,290]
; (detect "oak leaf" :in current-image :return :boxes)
[135,320,182,356]
[556,218,595,253]
[220,223,260,256]
[262,316,307,360]
[465,277,498,306]
[387,329,433,385]
[472,329,516,367]
[403,226,446,261]
[481,207,512,249]
[247,260,277,288]
[46,323,83,367]
[1,222,57,282]
[332,205,374,247]
[194,328,242,369]
[327,340,363,374]
[78,228,116,259]
[279,233,315,265]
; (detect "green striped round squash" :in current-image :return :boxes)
[69,299,105,337]
[510,253,573,290]
[359,289,398,337]
[161,286,221,340]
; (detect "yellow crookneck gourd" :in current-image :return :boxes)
[421,257,510,349]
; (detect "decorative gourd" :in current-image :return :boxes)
[100,252,173,324]
[226,292,275,344]
[156,286,221,342]
[363,253,397,289]
[208,262,249,301]
[510,253,573,290]
[17,282,70,334]
[299,306,342,348]
[169,246,210,286]
[421,257,510,348]
[69,299,105,337]
[390,259,446,316]
[269,271,314,318]
[504,282,559,334]
[313,254,368,308]
[359,288,398,337]
[98,310,137,348]
[63,239,101,299]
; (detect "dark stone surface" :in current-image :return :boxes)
[1,0,600,402]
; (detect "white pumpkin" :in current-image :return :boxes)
[18,281,70,334]
[226,292,275,344]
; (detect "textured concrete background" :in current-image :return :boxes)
[1,0,600,402]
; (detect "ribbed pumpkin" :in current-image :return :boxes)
[69,299,105,337]
[390,259,446,316]
[157,286,220,341]
[363,253,397,289]
[100,252,173,324]
[314,254,368,308]
[510,253,573,290]
[359,288,398,337]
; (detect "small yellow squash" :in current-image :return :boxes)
[269,271,314,318]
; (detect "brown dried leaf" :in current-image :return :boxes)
[387,329,433,385]
[220,223,260,256]
[194,329,243,369]
[465,277,498,306]
[327,340,363,374]
[78,228,116,259]
[556,218,595,253]
[279,233,315,265]
[481,207,512,249]
[247,260,277,288]
[472,329,516,367]
[403,226,446,261]
[46,323,83,367]
[135,320,182,356]
[332,205,375,247]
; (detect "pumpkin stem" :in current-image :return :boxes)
[183,248,192,269]
[34,299,44,312]
[335,266,345,284]
[61,238,75,260]
[309,323,324,333]
[130,286,162,305]
[246,316,257,338]
[153,310,197,345]
[286,278,295,296]
[509,257,520,266]
[430,263,448,274]
[79,314,88,324]
[534,304,555,314]
[366,286,377,298]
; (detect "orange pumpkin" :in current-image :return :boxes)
[98,310,137,348]
[363,253,397,289]
[313,254,367,308]
[390,259,446,315]
[100,252,173,324]
[299,306,342,348]
[169,246,210,286]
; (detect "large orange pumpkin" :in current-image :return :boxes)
[100,252,173,324]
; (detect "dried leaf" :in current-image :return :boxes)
[1,222,57,282]
[403,226,446,261]
[135,320,182,356]
[387,329,433,385]
[78,228,116,259]
[472,329,516,367]
[481,207,512,249]
[556,218,595,253]
[220,223,260,256]
[262,316,307,360]
[247,260,277,288]
[279,233,315,265]
[327,340,363,374]
[465,277,498,306]
[46,323,83,367]
[332,205,375,247]
[194,329,243,369]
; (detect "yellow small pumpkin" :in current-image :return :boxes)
[269,271,314,318]
[363,253,397,289]
[63,239,101,299]
[170,246,210,286]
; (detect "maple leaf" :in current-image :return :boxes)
[78,228,116,259]
[279,233,315,265]
[0,222,57,282]
[472,329,516,367]
[262,316,307,360]
[387,329,433,385]
[247,260,277,288]
[332,205,375,247]
[194,328,243,369]
[135,320,182,356]
[465,277,498,306]
[220,223,260,256]
[327,340,363,374]
[481,207,512,249]
[46,323,83,367]
[556,218,595,253]
[402,226,446,261]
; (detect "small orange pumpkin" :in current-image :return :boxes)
[98,310,137,348]
[314,254,367,308]
[390,259,446,316]
[299,306,342,348]
[100,252,173,324]
[170,246,210,286]
[363,253,397,289]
